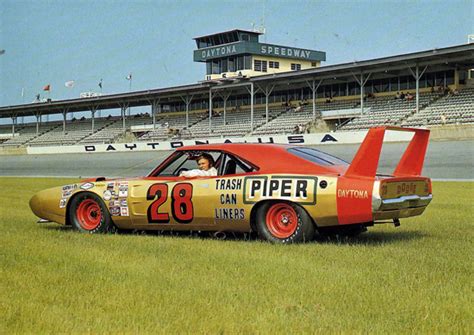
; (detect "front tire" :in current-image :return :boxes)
[255,201,315,243]
[69,192,114,233]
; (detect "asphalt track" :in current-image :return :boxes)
[1,140,473,180]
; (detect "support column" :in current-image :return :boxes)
[208,89,213,135]
[257,84,275,124]
[120,103,128,134]
[217,91,232,126]
[91,107,96,132]
[409,64,428,113]
[180,94,194,128]
[352,72,372,114]
[11,116,17,136]
[250,82,254,132]
[151,99,160,129]
[35,114,40,134]
[62,111,67,134]
[306,79,323,119]
[245,83,258,133]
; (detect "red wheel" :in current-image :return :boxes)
[69,192,114,233]
[265,203,298,238]
[76,199,102,230]
[255,201,315,243]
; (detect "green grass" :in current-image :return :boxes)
[0,177,472,334]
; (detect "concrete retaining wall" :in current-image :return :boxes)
[25,130,415,155]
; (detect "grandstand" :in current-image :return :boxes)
[0,31,473,148]
[402,87,474,127]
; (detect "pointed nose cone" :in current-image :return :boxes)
[29,193,43,218]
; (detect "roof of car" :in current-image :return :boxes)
[176,143,346,175]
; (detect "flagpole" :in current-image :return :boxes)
[98,79,103,117]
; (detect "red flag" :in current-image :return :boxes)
[43,84,50,91]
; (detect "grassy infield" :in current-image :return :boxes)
[0,177,472,334]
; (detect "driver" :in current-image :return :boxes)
[180,153,218,178]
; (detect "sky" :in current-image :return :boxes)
[0,0,473,108]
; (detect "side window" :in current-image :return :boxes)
[157,151,223,176]
[157,153,187,176]
[220,154,255,175]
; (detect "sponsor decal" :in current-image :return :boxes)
[243,175,317,204]
[215,178,242,190]
[62,184,77,192]
[220,193,237,205]
[120,207,129,216]
[118,182,129,197]
[214,208,245,220]
[80,182,94,190]
[110,206,121,216]
[103,190,112,201]
[107,182,114,190]
[62,190,73,198]
[120,199,128,207]
[59,198,67,208]
[337,189,369,199]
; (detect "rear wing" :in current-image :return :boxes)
[344,126,430,178]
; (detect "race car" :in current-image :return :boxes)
[29,126,433,243]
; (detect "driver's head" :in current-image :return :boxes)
[197,153,214,171]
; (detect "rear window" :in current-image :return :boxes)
[287,147,349,166]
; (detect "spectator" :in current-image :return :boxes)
[400,92,406,100]
[395,92,401,99]
[441,113,446,125]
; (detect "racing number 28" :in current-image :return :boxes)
[147,183,194,224]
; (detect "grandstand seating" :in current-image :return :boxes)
[252,99,358,135]
[28,118,110,146]
[1,122,62,147]
[138,112,205,140]
[1,87,473,147]
[402,87,474,127]
[181,107,274,138]
[338,93,439,131]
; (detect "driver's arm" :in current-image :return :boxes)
[180,168,217,178]
[180,169,208,178]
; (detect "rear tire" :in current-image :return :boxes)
[69,192,115,233]
[255,201,315,243]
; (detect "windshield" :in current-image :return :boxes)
[287,147,349,166]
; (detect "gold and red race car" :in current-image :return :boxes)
[30,126,432,243]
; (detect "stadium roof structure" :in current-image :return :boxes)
[193,28,262,40]
[1,43,473,120]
